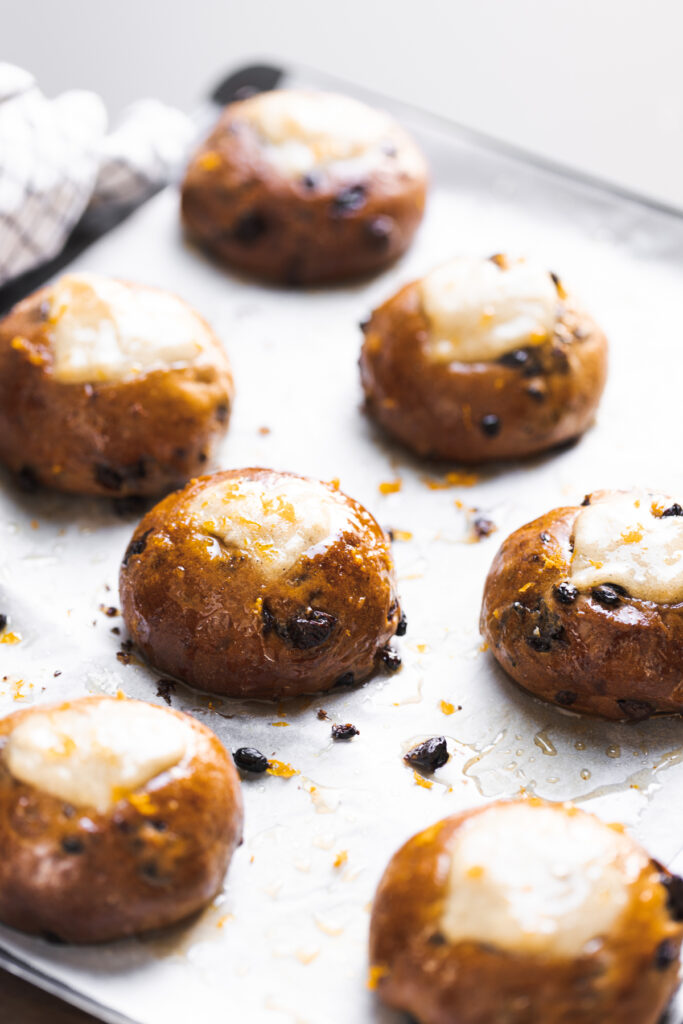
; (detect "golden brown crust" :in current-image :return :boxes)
[119,468,401,699]
[180,96,428,285]
[369,801,683,1024]
[359,281,608,462]
[0,285,233,496]
[0,697,243,943]
[480,500,683,719]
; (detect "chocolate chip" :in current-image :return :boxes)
[616,698,654,722]
[499,349,530,370]
[233,211,267,243]
[94,463,124,491]
[661,874,683,921]
[480,414,501,437]
[592,584,626,606]
[331,184,366,216]
[404,737,449,772]
[662,504,683,517]
[427,931,447,946]
[379,646,401,673]
[555,690,578,707]
[61,836,84,854]
[100,605,118,617]
[285,610,337,650]
[17,465,40,492]
[395,610,408,636]
[123,528,152,567]
[156,679,176,706]
[331,723,359,740]
[233,747,269,773]
[366,216,393,247]
[554,582,578,605]
[654,939,679,970]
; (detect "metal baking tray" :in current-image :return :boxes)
[1,60,682,1024]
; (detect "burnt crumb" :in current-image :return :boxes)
[581,495,592,506]
[17,465,40,492]
[662,503,683,518]
[317,708,328,720]
[156,679,176,706]
[550,271,562,292]
[395,610,408,636]
[331,723,359,741]
[661,874,683,921]
[116,640,134,666]
[53,670,62,677]
[480,414,501,437]
[123,528,153,567]
[472,515,496,540]
[654,939,679,971]
[215,402,229,423]
[94,463,124,491]
[616,698,654,722]
[555,690,578,707]
[592,583,627,607]
[427,931,447,946]
[379,646,402,673]
[233,747,269,773]
[554,582,578,605]
[61,836,84,855]
[404,736,449,772]
[110,626,121,635]
[331,184,366,216]
[99,605,118,617]
[284,609,337,650]
[335,672,355,688]
[0,614,6,632]
[366,215,393,247]
[233,211,268,244]
[112,495,147,518]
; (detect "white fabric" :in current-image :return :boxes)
[0,63,193,286]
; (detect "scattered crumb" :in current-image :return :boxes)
[156,679,176,706]
[413,770,433,790]
[317,708,328,720]
[258,425,271,436]
[333,850,348,869]
[267,760,299,778]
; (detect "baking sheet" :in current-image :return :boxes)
[1,63,683,1024]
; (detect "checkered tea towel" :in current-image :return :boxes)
[0,63,193,286]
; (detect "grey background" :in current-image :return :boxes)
[3,0,683,208]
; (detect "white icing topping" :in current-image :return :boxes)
[239,89,419,178]
[189,474,356,575]
[49,273,215,384]
[419,256,559,364]
[4,699,189,813]
[570,490,683,603]
[441,802,645,958]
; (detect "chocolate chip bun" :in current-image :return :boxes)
[480,489,683,719]
[0,696,243,943]
[181,89,428,285]
[370,799,683,1024]
[0,273,233,496]
[360,254,608,462]
[119,468,402,698]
